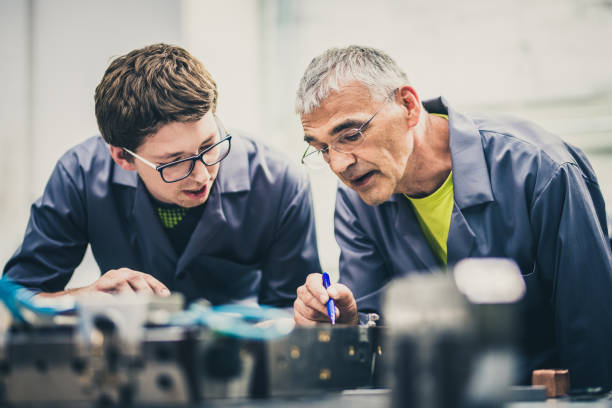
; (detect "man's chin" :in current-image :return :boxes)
[358,190,390,206]
[177,191,210,208]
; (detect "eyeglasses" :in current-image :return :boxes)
[123,121,232,183]
[301,88,398,169]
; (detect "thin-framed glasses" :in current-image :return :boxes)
[301,88,398,169]
[123,120,232,183]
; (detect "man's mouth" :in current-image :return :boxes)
[348,171,377,189]
[183,185,207,199]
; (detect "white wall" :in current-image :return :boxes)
[179,0,612,276]
[0,0,183,286]
[2,0,611,286]
[0,0,31,271]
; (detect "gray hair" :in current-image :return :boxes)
[295,45,410,115]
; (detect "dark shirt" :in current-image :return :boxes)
[151,197,205,256]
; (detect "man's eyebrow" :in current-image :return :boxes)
[304,135,317,144]
[303,119,366,144]
[330,119,364,135]
[198,134,216,148]
[154,151,183,161]
[153,134,217,161]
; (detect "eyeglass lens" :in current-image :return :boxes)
[161,138,230,182]
[302,149,329,169]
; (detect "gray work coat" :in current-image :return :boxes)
[335,97,612,389]
[4,132,321,306]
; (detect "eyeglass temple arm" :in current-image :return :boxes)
[123,148,158,170]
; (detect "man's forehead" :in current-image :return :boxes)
[139,113,217,157]
[319,83,376,110]
[301,85,378,138]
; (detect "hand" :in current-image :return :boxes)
[293,273,358,326]
[79,268,170,296]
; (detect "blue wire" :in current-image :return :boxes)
[0,277,72,322]
[0,278,292,340]
[169,303,293,340]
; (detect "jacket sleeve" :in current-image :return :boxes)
[257,167,321,308]
[335,184,390,315]
[530,162,612,390]
[3,160,88,292]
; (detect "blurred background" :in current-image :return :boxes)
[1,0,611,288]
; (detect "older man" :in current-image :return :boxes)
[293,45,612,389]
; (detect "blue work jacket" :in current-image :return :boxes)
[4,132,321,306]
[335,97,612,389]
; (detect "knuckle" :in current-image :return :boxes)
[293,298,304,312]
[294,312,307,326]
[304,307,319,320]
[306,273,320,285]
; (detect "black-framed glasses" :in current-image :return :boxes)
[301,88,398,169]
[123,121,232,183]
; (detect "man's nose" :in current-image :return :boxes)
[189,159,210,182]
[328,148,356,174]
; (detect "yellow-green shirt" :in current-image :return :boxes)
[404,171,454,265]
[403,112,452,265]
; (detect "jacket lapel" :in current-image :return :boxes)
[131,179,178,284]
[176,180,228,273]
[420,97,496,266]
[392,195,441,270]
[444,98,494,210]
[176,132,251,275]
[446,202,475,265]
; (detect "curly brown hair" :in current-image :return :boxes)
[94,43,218,151]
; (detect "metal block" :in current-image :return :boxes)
[264,326,378,397]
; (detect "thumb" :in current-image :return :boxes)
[327,283,358,325]
[327,283,355,307]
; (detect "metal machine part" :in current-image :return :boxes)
[263,325,379,397]
[0,292,382,406]
[384,258,526,408]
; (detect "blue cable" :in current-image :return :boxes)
[0,277,73,322]
[169,303,293,340]
[0,278,292,340]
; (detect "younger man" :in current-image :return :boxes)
[4,43,321,306]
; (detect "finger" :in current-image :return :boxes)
[326,283,358,325]
[94,274,123,293]
[115,280,136,295]
[294,312,318,327]
[127,276,154,294]
[326,283,353,306]
[293,297,329,323]
[95,268,135,292]
[297,285,329,316]
[304,273,328,304]
[106,267,133,280]
[293,304,321,327]
[142,274,170,296]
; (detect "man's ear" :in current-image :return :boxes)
[109,145,136,171]
[397,85,421,128]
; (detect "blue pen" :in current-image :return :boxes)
[322,272,336,325]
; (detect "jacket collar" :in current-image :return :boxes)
[110,125,251,195]
[214,131,250,194]
[423,96,494,209]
